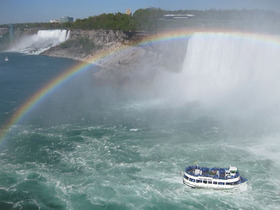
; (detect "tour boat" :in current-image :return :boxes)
[183,165,247,189]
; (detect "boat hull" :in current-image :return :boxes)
[183,177,243,189]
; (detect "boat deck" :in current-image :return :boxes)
[185,165,240,180]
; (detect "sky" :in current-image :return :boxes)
[1,0,280,24]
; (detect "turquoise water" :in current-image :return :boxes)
[0,50,279,209]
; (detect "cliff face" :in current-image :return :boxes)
[41,29,139,62]
[91,36,188,93]
[69,30,130,45]
[42,29,188,91]
[2,28,187,91]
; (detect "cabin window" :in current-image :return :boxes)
[197,180,202,183]
[208,181,212,184]
[203,180,207,184]
[213,182,217,184]
[184,175,189,180]
[226,182,232,185]
[218,182,224,185]
[189,178,195,182]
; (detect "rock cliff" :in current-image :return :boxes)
[41,29,141,62]
[42,29,188,91]
[2,28,188,90]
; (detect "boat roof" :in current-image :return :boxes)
[186,165,237,171]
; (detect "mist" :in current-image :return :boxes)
[177,32,280,133]
[2,7,280,209]
[97,31,280,134]
[9,30,70,54]
[22,30,280,137]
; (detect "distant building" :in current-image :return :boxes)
[126,9,132,16]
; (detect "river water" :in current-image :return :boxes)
[0,33,280,209]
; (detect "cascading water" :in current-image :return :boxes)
[9,29,70,55]
[1,32,280,209]
[181,32,280,114]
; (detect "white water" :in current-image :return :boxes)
[1,34,280,209]
[180,33,280,114]
[9,29,70,54]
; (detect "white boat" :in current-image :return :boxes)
[4,56,8,61]
[183,165,247,189]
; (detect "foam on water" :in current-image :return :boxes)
[1,32,280,208]
[0,120,279,209]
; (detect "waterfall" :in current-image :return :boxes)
[181,32,280,111]
[9,29,70,55]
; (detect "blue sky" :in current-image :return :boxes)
[1,0,280,24]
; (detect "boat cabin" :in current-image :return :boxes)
[183,165,246,189]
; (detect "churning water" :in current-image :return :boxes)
[0,32,280,209]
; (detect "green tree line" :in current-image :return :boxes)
[2,8,280,33]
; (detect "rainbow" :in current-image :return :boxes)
[1,29,280,144]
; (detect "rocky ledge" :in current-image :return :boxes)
[43,29,188,91]
[41,29,143,62]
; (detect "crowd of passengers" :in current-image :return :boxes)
[185,166,239,179]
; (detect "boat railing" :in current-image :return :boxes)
[186,173,239,180]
